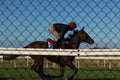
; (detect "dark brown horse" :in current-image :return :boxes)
[3,27,94,80]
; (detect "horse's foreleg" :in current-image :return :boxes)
[66,62,78,80]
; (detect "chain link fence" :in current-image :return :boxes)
[0,0,120,80]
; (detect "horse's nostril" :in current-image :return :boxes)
[90,40,94,44]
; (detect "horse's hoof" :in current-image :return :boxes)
[46,75,52,80]
[67,78,72,80]
[47,78,51,80]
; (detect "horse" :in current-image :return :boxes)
[3,27,94,80]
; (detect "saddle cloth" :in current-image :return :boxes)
[47,38,55,48]
[47,38,65,49]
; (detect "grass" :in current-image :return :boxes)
[1,59,120,80]
[0,68,120,80]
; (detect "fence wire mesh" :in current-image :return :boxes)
[0,0,120,80]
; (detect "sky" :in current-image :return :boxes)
[0,0,120,48]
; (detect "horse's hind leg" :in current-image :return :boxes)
[31,56,47,80]
[38,65,65,79]
[66,62,78,80]
[48,65,65,78]
[31,62,39,73]
[37,56,51,80]
[59,65,65,77]
[30,56,41,73]
[38,64,52,80]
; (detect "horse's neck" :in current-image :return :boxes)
[69,35,81,49]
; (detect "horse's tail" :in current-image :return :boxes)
[3,46,29,60]
[2,45,29,60]
[3,55,19,60]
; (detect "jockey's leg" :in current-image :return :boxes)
[48,25,60,39]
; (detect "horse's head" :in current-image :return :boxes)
[65,27,94,49]
[78,27,94,44]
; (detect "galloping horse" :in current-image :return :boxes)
[3,27,94,80]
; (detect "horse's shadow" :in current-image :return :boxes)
[64,78,116,80]
[0,78,16,80]
[0,77,116,80]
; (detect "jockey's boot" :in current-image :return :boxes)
[60,40,65,49]
[54,39,61,48]
[54,39,65,48]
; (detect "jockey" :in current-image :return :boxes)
[48,21,77,47]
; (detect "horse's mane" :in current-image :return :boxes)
[65,30,79,42]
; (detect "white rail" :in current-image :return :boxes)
[0,48,77,56]
[0,48,120,56]
[0,48,120,69]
